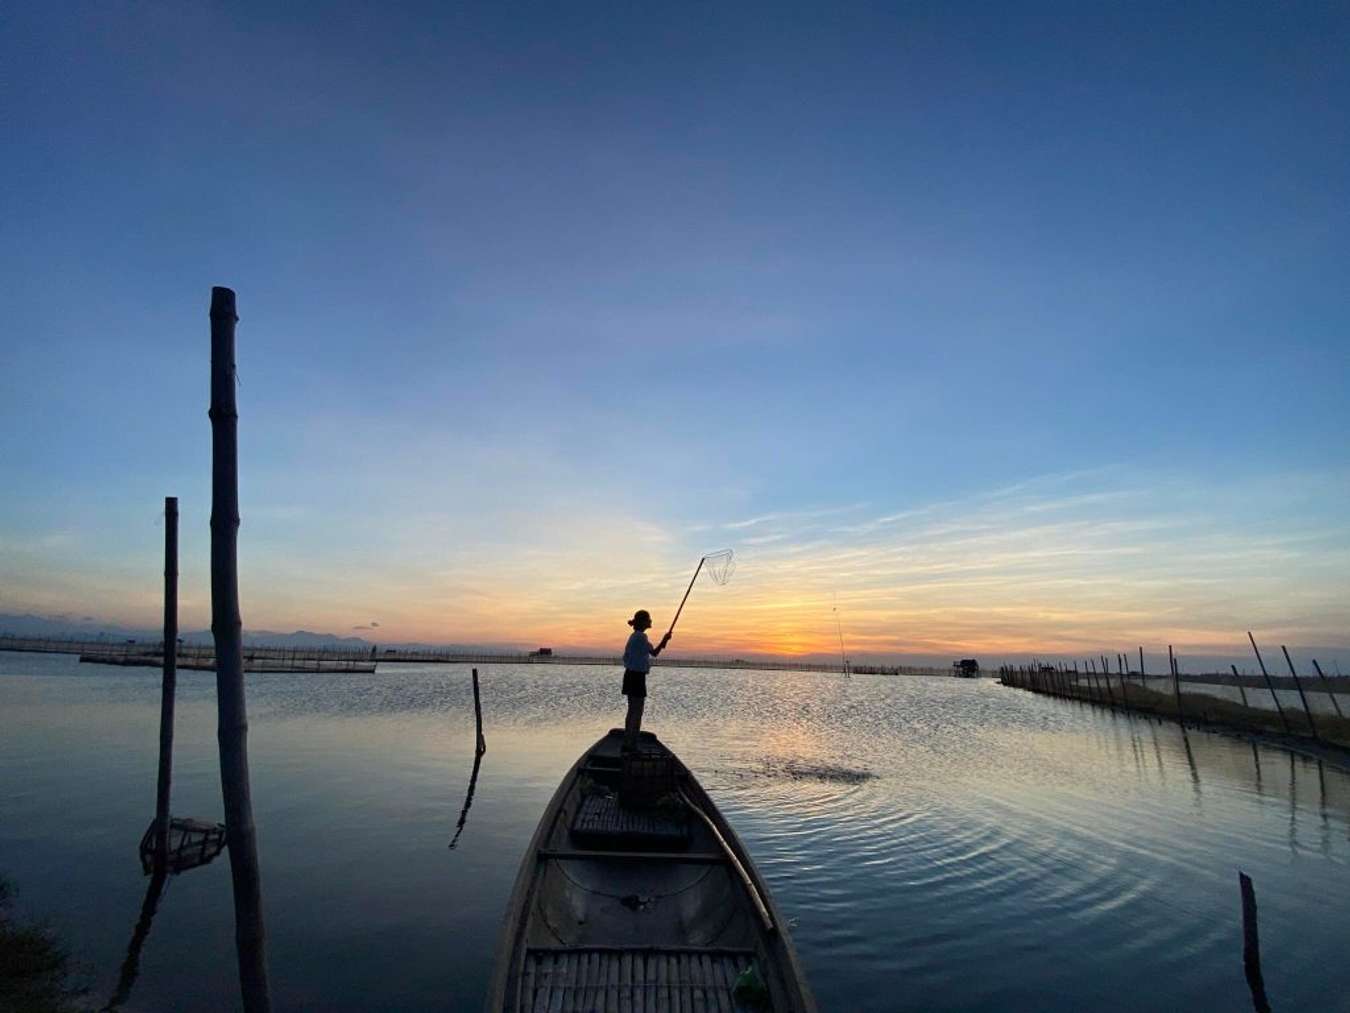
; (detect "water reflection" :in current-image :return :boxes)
[101,867,168,1012]
[1180,727,1203,799]
[102,827,228,1012]
[3,656,1350,1012]
[448,748,485,851]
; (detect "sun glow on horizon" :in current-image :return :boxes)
[5,468,1347,664]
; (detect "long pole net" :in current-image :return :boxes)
[664,549,735,640]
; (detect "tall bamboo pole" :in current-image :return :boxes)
[1311,660,1344,719]
[153,496,178,868]
[1280,646,1319,741]
[1099,655,1117,707]
[210,286,272,1013]
[1231,665,1250,709]
[1247,633,1291,735]
[1169,645,1185,722]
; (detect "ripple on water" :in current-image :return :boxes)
[4,658,1350,1012]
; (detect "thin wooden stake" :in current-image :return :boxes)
[1138,646,1146,684]
[1311,660,1343,720]
[210,286,272,1013]
[1280,646,1319,741]
[1239,872,1272,1013]
[472,667,486,755]
[1100,655,1117,707]
[1169,645,1185,722]
[1231,665,1249,709]
[1248,633,1291,735]
[154,496,178,870]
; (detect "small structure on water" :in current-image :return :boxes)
[138,817,226,875]
[953,658,981,678]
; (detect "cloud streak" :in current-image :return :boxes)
[4,464,1346,663]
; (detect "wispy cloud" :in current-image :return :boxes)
[4,465,1347,661]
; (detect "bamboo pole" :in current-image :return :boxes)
[1280,646,1319,741]
[472,667,486,755]
[209,286,272,1013]
[154,496,178,869]
[1247,633,1291,735]
[1099,655,1117,707]
[1138,646,1146,684]
[1311,660,1344,719]
[1231,665,1250,709]
[1169,645,1185,722]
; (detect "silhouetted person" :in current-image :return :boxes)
[622,609,670,751]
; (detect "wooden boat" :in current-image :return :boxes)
[486,729,816,1012]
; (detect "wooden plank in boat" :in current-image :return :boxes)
[570,793,689,849]
[538,848,724,864]
[521,949,757,1013]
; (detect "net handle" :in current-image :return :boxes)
[663,556,707,640]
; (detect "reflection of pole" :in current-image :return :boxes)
[448,748,485,850]
[154,496,178,870]
[101,865,169,1012]
[1247,633,1291,735]
[1280,646,1319,741]
[1239,872,1272,1013]
[210,287,272,1013]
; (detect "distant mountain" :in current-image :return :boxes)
[0,612,158,641]
[179,629,374,649]
[0,613,374,650]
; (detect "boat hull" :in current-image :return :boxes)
[484,729,815,1012]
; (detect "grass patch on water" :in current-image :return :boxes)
[0,877,84,1013]
[753,758,878,784]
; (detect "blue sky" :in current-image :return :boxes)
[2,2,1347,659]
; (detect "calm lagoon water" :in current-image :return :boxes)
[3,651,1349,1011]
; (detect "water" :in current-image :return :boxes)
[3,652,1349,1011]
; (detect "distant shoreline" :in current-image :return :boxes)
[0,634,957,676]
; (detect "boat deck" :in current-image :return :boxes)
[522,945,756,1012]
[571,793,689,849]
[487,730,814,1012]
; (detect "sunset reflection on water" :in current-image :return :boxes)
[2,652,1349,1011]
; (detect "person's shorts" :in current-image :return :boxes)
[622,669,648,698]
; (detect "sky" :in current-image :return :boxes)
[2,2,1347,663]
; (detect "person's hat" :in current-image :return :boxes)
[628,609,652,627]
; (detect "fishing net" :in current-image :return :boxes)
[702,549,736,585]
[664,549,736,638]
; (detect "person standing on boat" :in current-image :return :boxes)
[622,610,670,751]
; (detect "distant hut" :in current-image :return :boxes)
[953,658,981,678]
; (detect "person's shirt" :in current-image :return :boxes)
[624,630,655,673]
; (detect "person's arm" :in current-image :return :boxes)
[650,632,671,656]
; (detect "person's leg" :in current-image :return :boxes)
[623,692,645,750]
